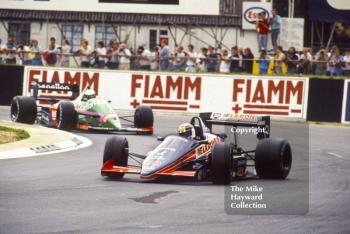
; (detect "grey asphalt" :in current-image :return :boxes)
[0,106,349,234]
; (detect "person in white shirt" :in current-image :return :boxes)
[60,39,71,67]
[150,46,160,71]
[96,41,107,69]
[118,43,131,70]
[219,49,231,73]
[299,48,313,74]
[137,46,152,70]
[185,44,198,73]
[198,47,208,72]
[173,45,186,71]
[80,40,92,68]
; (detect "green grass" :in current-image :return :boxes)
[0,125,30,144]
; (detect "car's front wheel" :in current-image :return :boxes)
[10,96,37,124]
[102,136,129,178]
[134,105,154,129]
[255,138,292,179]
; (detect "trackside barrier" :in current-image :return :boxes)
[0,65,24,105]
[342,80,350,124]
[22,66,309,120]
[307,78,344,123]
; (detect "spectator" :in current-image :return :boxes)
[108,42,119,69]
[273,46,285,75]
[49,37,59,64]
[270,8,281,53]
[96,41,107,69]
[79,40,92,68]
[185,44,197,72]
[242,48,254,73]
[173,46,186,71]
[160,39,170,70]
[150,46,160,71]
[314,48,328,76]
[43,43,58,66]
[206,46,219,72]
[60,39,71,67]
[219,49,230,73]
[5,35,17,64]
[343,50,350,77]
[256,12,269,52]
[257,49,270,75]
[18,43,32,65]
[118,43,131,70]
[198,47,208,72]
[229,46,240,73]
[137,46,152,70]
[30,40,42,66]
[285,47,299,74]
[299,48,312,74]
[106,40,115,68]
[328,46,344,76]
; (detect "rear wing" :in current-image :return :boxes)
[31,82,80,102]
[199,112,270,139]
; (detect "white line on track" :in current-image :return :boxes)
[327,152,344,159]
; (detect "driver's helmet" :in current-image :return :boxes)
[82,89,96,102]
[178,123,195,139]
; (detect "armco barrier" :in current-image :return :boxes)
[22,66,309,120]
[307,78,344,123]
[0,65,24,105]
[342,80,350,123]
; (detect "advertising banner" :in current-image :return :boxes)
[23,66,309,119]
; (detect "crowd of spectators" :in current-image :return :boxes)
[0,34,349,77]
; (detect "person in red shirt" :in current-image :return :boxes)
[256,12,269,52]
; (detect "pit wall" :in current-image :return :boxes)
[0,65,348,123]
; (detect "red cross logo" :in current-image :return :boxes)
[130,99,140,109]
[232,104,242,114]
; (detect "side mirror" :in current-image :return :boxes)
[157,136,165,141]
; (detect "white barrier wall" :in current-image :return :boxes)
[23,66,309,119]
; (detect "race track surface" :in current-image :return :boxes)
[0,106,349,234]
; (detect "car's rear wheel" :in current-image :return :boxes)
[211,142,233,185]
[134,105,154,129]
[102,136,129,178]
[255,138,292,179]
[56,102,77,131]
[10,96,37,124]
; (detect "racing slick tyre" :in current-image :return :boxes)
[10,96,37,124]
[255,138,292,179]
[211,143,233,185]
[102,136,129,178]
[56,102,77,131]
[134,105,154,129]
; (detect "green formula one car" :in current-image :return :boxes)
[10,82,154,134]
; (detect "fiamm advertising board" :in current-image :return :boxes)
[23,66,309,119]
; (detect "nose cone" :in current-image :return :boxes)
[104,117,121,130]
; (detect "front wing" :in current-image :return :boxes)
[101,160,196,179]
